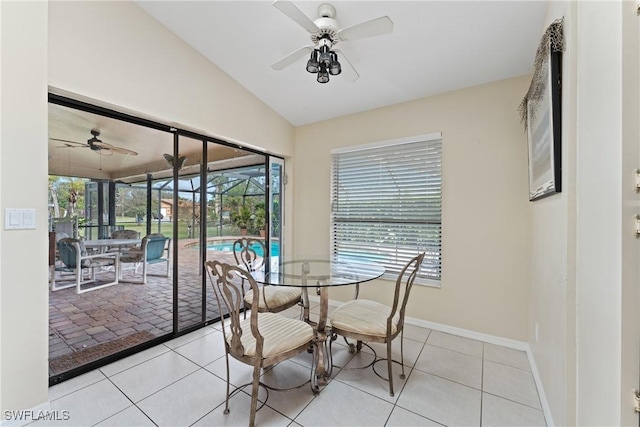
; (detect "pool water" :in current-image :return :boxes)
[206,240,279,257]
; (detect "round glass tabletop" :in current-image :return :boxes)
[251,256,385,287]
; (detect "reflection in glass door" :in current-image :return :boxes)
[268,157,284,270]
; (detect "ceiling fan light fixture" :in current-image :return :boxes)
[319,45,332,66]
[329,52,341,75]
[306,50,319,73]
[317,66,330,83]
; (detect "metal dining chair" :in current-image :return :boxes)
[329,252,425,396]
[233,237,302,316]
[205,260,315,427]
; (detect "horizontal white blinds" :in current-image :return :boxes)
[331,138,442,281]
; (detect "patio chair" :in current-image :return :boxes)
[107,229,141,254]
[51,237,119,294]
[111,229,141,240]
[329,252,425,397]
[233,237,302,317]
[205,260,315,427]
[52,217,78,239]
[119,233,170,284]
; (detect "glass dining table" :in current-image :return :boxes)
[251,256,385,392]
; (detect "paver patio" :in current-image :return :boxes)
[48,238,241,378]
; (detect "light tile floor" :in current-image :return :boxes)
[37,304,547,426]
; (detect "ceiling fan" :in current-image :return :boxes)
[51,129,138,156]
[271,1,393,83]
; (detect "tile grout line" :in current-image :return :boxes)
[480,341,485,426]
[101,375,158,427]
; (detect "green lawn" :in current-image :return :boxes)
[115,219,240,240]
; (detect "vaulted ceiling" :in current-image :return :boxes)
[135,1,547,126]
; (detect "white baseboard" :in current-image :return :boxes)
[403,316,528,351]
[403,315,554,426]
[526,349,555,427]
[316,296,554,426]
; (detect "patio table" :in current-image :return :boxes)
[83,238,141,253]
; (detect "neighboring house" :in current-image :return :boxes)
[159,198,201,222]
[1,2,637,427]
[159,199,172,221]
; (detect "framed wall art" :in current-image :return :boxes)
[526,49,562,201]
[520,18,564,201]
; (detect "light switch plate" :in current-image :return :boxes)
[4,208,37,230]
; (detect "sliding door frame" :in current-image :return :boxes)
[47,93,285,385]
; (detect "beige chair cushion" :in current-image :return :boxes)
[244,286,302,310]
[330,299,400,338]
[230,312,313,358]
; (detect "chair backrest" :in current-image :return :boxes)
[112,229,140,240]
[55,232,69,242]
[388,253,425,332]
[205,260,264,358]
[52,218,78,238]
[57,237,86,269]
[142,233,168,261]
[232,237,266,272]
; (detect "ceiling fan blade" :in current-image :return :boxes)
[94,141,138,156]
[271,46,313,70]
[50,138,85,146]
[272,0,319,34]
[338,16,393,41]
[334,49,359,82]
[108,146,138,156]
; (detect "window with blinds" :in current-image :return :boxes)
[330,134,442,284]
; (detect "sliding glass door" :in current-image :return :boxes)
[47,94,285,384]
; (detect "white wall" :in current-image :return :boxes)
[619,2,640,425]
[575,2,639,425]
[0,0,50,412]
[576,2,622,422]
[527,3,576,426]
[294,76,532,341]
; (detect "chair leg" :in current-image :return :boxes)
[49,266,56,290]
[223,353,231,415]
[76,268,82,294]
[249,363,262,427]
[387,340,394,397]
[400,329,406,379]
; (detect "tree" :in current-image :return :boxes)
[49,176,88,218]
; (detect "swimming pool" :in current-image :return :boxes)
[206,240,279,257]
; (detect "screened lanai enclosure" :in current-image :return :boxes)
[47,95,284,384]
